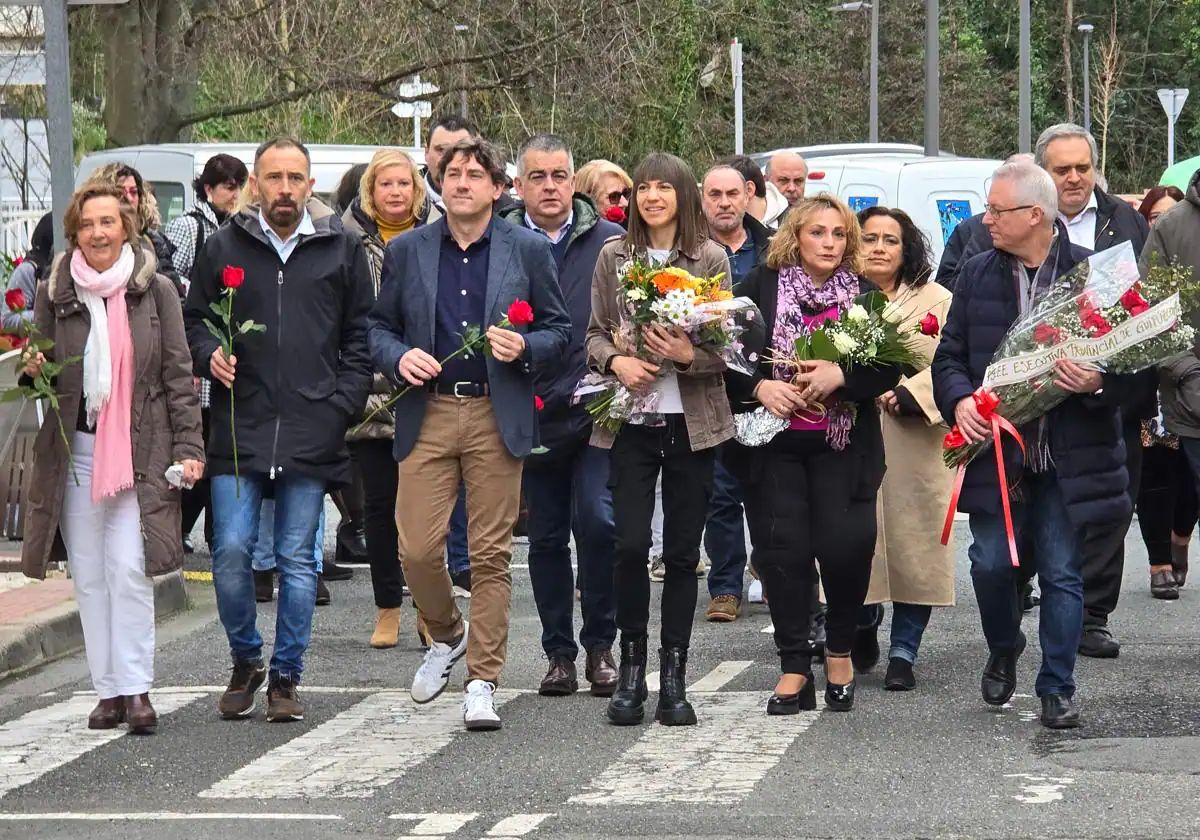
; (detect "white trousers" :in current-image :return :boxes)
[59,432,154,699]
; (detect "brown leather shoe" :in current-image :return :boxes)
[585,648,619,697]
[705,594,740,622]
[538,655,578,696]
[266,677,304,722]
[123,693,158,735]
[219,660,267,719]
[87,697,124,730]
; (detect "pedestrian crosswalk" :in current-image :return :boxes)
[0,662,820,826]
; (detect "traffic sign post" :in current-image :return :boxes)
[393,75,438,147]
[1157,88,1190,168]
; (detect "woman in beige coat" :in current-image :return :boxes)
[854,207,954,691]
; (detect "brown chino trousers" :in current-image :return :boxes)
[395,395,523,684]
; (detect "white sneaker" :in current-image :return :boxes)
[463,679,502,731]
[649,555,666,582]
[748,579,765,604]
[410,621,469,704]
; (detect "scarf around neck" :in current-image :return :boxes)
[71,243,136,502]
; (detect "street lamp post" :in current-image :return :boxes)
[454,23,469,119]
[1078,22,1094,134]
[1018,0,1031,152]
[924,0,938,155]
[831,1,879,143]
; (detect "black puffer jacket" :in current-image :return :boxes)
[932,224,1133,528]
[182,200,373,486]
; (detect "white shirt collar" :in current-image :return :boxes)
[1062,189,1099,222]
[258,208,315,262]
[524,209,574,243]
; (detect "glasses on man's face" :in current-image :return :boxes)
[606,187,631,205]
[984,203,1035,218]
[526,170,570,186]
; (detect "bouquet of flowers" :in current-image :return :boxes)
[574,257,762,432]
[775,289,930,374]
[942,242,1198,468]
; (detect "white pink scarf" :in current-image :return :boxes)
[71,244,135,502]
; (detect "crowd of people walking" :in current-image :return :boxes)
[9,115,1200,735]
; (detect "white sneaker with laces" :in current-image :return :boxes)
[649,555,666,582]
[410,621,469,704]
[463,679,502,731]
[748,579,765,604]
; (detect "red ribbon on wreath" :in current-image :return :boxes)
[940,388,1027,568]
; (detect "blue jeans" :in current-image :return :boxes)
[212,473,326,682]
[703,458,749,598]
[448,483,469,575]
[968,472,1083,697]
[524,442,617,658]
[888,602,933,664]
[252,502,324,573]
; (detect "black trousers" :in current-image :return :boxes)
[610,417,716,650]
[1080,422,1142,629]
[743,432,876,675]
[181,407,213,545]
[1137,442,1199,566]
[350,439,405,608]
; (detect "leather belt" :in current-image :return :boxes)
[428,381,490,398]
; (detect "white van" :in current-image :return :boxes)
[800,155,1001,265]
[75,143,427,226]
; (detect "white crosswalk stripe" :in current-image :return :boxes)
[568,692,818,806]
[0,692,207,799]
[199,690,517,799]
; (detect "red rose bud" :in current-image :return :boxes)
[507,299,534,326]
[918,312,940,336]
[11,256,23,267]
[534,395,545,411]
[1033,323,1062,345]
[1083,311,1113,337]
[4,288,25,312]
[222,265,245,289]
[1119,286,1150,315]
[604,206,626,224]
[943,428,966,450]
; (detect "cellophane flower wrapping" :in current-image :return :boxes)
[944,242,1199,468]
[574,257,764,433]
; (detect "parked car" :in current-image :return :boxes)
[749,143,955,168]
[75,143,428,226]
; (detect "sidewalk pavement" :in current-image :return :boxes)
[0,552,191,681]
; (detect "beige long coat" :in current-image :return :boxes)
[865,280,956,606]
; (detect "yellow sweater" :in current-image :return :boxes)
[375,213,415,243]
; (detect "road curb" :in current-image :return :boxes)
[0,571,191,682]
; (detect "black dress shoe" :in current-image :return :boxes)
[1078,627,1120,659]
[823,654,855,711]
[981,631,1026,706]
[883,657,916,691]
[1020,581,1040,612]
[606,638,647,725]
[315,576,331,606]
[1172,542,1189,587]
[766,674,816,715]
[538,655,578,696]
[851,607,882,673]
[655,647,697,726]
[1151,570,1180,600]
[335,519,368,565]
[320,559,355,582]
[1040,693,1080,729]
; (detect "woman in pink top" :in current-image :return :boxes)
[724,194,900,715]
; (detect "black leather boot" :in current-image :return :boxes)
[606,638,648,725]
[655,647,697,726]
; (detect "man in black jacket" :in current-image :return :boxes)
[184,138,373,725]
[1034,123,1152,660]
[933,160,1131,730]
[502,134,625,699]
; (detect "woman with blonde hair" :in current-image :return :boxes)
[576,159,632,225]
[341,148,428,648]
[724,194,900,715]
[21,183,204,732]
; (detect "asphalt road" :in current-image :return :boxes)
[1,523,1199,840]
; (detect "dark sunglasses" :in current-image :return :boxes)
[605,188,631,205]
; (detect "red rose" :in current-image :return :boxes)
[222,265,245,289]
[1083,311,1112,337]
[918,312,940,337]
[604,206,626,224]
[534,395,545,411]
[4,288,25,313]
[943,428,966,450]
[1033,323,1062,345]
[11,256,23,267]
[506,299,534,326]
[1119,286,1150,316]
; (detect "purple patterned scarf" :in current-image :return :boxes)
[770,264,860,450]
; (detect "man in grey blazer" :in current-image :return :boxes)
[368,138,571,731]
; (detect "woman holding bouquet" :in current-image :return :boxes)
[855,207,954,691]
[725,194,900,714]
[586,152,732,727]
[20,184,204,732]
